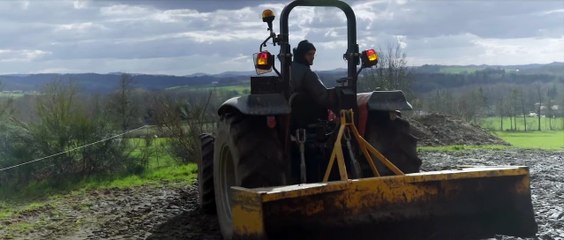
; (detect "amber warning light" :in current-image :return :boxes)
[253,51,273,75]
[262,9,275,20]
[262,9,275,31]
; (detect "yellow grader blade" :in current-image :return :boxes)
[231,166,537,240]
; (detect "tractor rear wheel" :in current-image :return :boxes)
[198,133,216,214]
[213,112,286,239]
[364,111,421,176]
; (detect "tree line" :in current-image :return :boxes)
[416,80,563,131]
[357,44,563,131]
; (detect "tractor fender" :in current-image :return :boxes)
[357,91,413,136]
[218,93,291,116]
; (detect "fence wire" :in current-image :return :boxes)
[0,125,148,173]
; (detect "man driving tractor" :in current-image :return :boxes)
[290,40,335,108]
[290,40,337,129]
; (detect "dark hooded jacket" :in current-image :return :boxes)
[290,40,335,109]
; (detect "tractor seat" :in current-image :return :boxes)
[289,92,328,130]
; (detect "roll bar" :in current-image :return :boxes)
[278,0,360,97]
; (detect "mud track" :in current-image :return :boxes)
[1,149,562,239]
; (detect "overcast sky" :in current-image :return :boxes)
[0,0,562,75]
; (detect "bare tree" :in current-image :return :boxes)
[426,89,454,114]
[107,74,138,132]
[520,87,528,131]
[0,82,13,119]
[510,88,521,131]
[493,86,512,131]
[546,84,558,130]
[535,85,543,131]
[151,90,215,163]
[358,42,413,98]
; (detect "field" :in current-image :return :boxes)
[492,131,564,150]
[480,116,564,131]
[167,84,249,95]
[479,117,564,150]
[0,92,24,98]
[439,66,483,74]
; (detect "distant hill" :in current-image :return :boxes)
[0,72,250,93]
[0,62,561,93]
[412,62,564,75]
[409,62,564,93]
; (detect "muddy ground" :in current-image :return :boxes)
[422,149,564,240]
[1,149,562,240]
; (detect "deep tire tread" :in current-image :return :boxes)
[198,133,216,214]
[214,112,287,239]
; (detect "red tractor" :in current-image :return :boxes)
[198,1,537,239]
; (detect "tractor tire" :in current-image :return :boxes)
[213,112,287,239]
[198,133,215,214]
[363,111,421,176]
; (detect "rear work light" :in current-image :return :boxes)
[361,49,378,68]
[253,51,273,75]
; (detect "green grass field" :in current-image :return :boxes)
[419,116,563,151]
[0,92,30,98]
[439,66,483,74]
[480,117,564,131]
[419,131,564,151]
[167,84,250,95]
[492,131,564,150]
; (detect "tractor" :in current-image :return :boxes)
[198,1,537,239]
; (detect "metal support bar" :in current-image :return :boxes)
[323,109,404,182]
[297,128,307,183]
[323,119,349,182]
[344,128,362,178]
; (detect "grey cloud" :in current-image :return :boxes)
[406,34,485,59]
[355,0,564,39]
[43,37,259,60]
[0,1,99,24]
[1,1,265,60]
[0,0,562,75]
[117,0,282,12]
